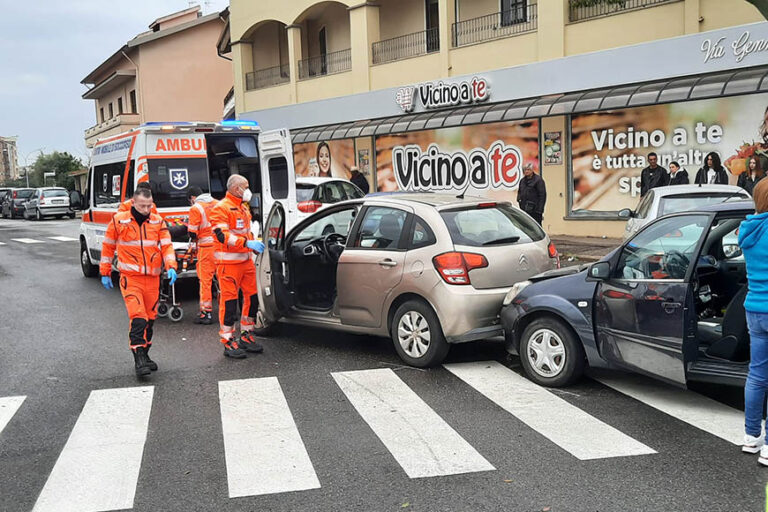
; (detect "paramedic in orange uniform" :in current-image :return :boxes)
[118,181,158,214]
[209,175,265,359]
[186,186,216,324]
[101,188,178,377]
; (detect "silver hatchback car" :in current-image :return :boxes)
[256,193,559,367]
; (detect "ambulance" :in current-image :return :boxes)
[77,120,298,278]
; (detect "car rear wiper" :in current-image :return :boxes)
[482,236,520,246]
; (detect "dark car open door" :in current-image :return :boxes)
[594,213,713,386]
[256,202,291,324]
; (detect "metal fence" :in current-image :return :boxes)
[452,4,538,48]
[298,48,352,80]
[245,64,290,90]
[372,27,440,65]
[568,0,680,23]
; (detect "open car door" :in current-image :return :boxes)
[593,213,712,386]
[258,129,297,233]
[256,202,291,325]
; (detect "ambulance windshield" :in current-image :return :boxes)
[148,157,210,208]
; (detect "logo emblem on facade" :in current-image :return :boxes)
[518,254,529,272]
[396,86,416,113]
[169,168,189,190]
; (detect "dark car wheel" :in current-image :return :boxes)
[35,208,42,221]
[80,242,98,278]
[519,317,585,387]
[391,299,449,368]
[68,212,76,219]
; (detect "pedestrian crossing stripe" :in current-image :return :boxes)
[10,238,44,244]
[0,241,5,246]
[48,236,78,242]
[0,396,25,436]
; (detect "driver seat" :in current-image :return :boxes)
[701,285,750,362]
[373,214,402,249]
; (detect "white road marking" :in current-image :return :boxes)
[444,361,656,460]
[219,378,320,497]
[0,241,5,246]
[48,236,78,242]
[11,238,44,244]
[332,368,495,478]
[0,396,26,435]
[594,372,743,445]
[32,386,154,512]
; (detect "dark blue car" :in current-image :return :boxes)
[501,200,755,388]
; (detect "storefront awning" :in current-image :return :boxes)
[291,65,768,144]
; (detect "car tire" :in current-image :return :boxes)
[35,208,42,221]
[391,299,449,368]
[80,242,98,278]
[68,212,76,219]
[519,317,585,387]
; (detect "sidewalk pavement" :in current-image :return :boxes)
[551,235,622,265]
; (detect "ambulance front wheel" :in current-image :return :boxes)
[157,303,169,318]
[169,307,184,322]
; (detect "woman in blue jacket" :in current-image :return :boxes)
[739,178,768,463]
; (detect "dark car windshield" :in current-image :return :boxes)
[659,193,749,216]
[44,189,68,197]
[440,203,545,246]
[297,184,316,202]
[148,158,209,208]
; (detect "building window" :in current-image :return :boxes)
[108,103,114,119]
[501,0,527,26]
[129,90,137,113]
[100,107,105,123]
[117,97,123,115]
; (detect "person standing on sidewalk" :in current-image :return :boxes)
[694,152,729,185]
[640,152,669,196]
[668,161,690,185]
[517,164,546,225]
[738,179,768,463]
[349,166,369,194]
[100,188,177,377]
[738,156,764,195]
[187,186,217,324]
[209,175,265,359]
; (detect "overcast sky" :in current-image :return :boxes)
[0,0,229,166]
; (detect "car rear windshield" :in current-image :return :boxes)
[16,189,34,199]
[440,203,545,246]
[296,184,316,202]
[44,189,68,197]
[148,158,210,208]
[658,193,750,216]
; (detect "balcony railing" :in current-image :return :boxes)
[84,113,141,140]
[569,0,680,23]
[372,27,440,65]
[298,48,352,80]
[452,4,538,48]
[245,64,290,90]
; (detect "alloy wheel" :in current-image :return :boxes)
[526,328,566,378]
[397,311,431,359]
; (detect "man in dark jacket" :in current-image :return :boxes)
[517,165,546,225]
[349,166,369,194]
[640,152,669,196]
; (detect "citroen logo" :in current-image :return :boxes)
[519,254,529,271]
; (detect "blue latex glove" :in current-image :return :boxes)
[246,240,265,253]
[167,268,177,286]
[101,276,113,290]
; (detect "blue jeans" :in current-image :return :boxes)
[745,311,768,436]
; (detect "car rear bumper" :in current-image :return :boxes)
[431,283,509,343]
[39,206,71,216]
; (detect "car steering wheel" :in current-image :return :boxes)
[323,233,346,264]
[662,250,690,279]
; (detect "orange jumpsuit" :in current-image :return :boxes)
[187,194,217,313]
[209,192,257,344]
[101,210,177,350]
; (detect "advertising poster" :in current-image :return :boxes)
[293,139,355,179]
[375,119,539,202]
[544,131,563,165]
[571,92,768,213]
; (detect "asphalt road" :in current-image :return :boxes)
[0,217,763,512]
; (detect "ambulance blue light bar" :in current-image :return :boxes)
[220,120,259,127]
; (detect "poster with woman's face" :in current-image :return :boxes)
[293,140,355,179]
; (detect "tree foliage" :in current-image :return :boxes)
[28,152,84,190]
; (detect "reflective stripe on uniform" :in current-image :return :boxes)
[160,237,172,247]
[117,240,159,248]
[117,261,162,275]
[214,252,250,262]
[227,234,240,247]
[103,238,116,245]
[230,228,249,235]
[198,236,214,245]
[214,223,228,229]
[100,257,112,265]
[187,224,200,231]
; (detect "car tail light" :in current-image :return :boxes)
[477,202,497,209]
[39,194,45,205]
[548,241,561,269]
[12,191,16,198]
[298,200,322,213]
[432,251,488,285]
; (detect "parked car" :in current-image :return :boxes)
[23,187,74,220]
[296,177,365,219]
[501,200,755,388]
[256,194,560,367]
[1,188,35,219]
[620,184,749,240]
[0,188,11,217]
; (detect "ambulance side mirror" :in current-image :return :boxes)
[70,190,84,210]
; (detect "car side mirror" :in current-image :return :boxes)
[586,261,611,281]
[618,208,634,219]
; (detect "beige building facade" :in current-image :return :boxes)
[229,0,768,236]
[0,136,19,185]
[82,6,233,148]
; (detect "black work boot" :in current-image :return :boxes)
[223,339,246,359]
[238,330,264,353]
[132,348,151,377]
[193,311,213,325]
[144,345,158,372]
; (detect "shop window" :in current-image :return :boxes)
[501,0,527,26]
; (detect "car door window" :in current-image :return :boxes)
[615,214,709,280]
[409,216,436,249]
[321,182,345,204]
[342,182,363,199]
[295,208,358,241]
[353,207,408,250]
[265,205,285,250]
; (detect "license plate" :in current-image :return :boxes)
[53,200,65,204]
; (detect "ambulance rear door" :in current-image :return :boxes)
[258,129,298,233]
